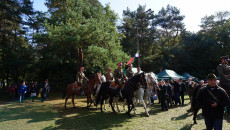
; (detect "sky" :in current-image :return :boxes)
[33,0,230,32]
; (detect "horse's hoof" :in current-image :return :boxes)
[104,108,107,110]
[193,121,197,124]
[146,113,150,117]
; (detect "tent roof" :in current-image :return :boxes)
[156,69,185,80]
[182,72,195,79]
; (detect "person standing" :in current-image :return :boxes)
[179,79,186,105]
[217,56,230,114]
[30,83,37,102]
[41,79,50,102]
[126,64,134,79]
[105,69,114,82]
[173,79,181,106]
[18,81,27,103]
[158,80,168,111]
[196,74,229,130]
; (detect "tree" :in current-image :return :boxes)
[119,5,155,69]
[0,0,34,85]
[34,0,129,89]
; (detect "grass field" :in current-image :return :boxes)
[0,93,230,130]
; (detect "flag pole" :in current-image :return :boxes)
[137,27,140,67]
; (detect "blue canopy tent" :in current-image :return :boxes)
[156,69,186,80]
[182,72,195,80]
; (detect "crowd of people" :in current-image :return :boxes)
[7,79,50,103]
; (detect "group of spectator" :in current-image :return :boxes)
[13,79,50,103]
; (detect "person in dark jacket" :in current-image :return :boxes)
[158,80,168,111]
[179,79,186,105]
[41,79,50,102]
[217,56,230,114]
[196,73,229,130]
[173,79,181,106]
[30,83,37,102]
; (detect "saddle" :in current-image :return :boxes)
[110,81,119,88]
[72,83,81,91]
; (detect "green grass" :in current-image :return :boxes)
[0,93,230,130]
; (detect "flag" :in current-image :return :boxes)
[126,57,135,65]
[134,51,139,57]
[126,51,139,65]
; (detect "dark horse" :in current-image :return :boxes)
[95,80,125,113]
[122,73,147,117]
[63,73,102,108]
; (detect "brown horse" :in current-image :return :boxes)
[64,73,102,108]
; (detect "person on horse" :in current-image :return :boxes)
[76,67,88,89]
[135,67,141,75]
[105,68,114,82]
[217,56,230,114]
[126,64,134,79]
[114,62,126,87]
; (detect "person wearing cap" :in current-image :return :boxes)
[126,64,134,79]
[114,62,125,87]
[135,67,141,75]
[217,56,230,114]
[196,73,229,129]
[105,69,114,82]
[76,67,88,89]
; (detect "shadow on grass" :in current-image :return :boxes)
[0,100,58,124]
[44,102,131,129]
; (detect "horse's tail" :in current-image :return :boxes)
[95,83,103,105]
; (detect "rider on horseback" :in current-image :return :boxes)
[126,64,134,79]
[105,69,114,82]
[76,67,88,90]
[217,56,230,114]
[114,62,126,87]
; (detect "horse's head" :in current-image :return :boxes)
[145,72,158,87]
[100,75,106,83]
[96,72,102,84]
[139,72,147,89]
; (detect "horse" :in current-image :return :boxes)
[121,73,147,117]
[93,74,107,110]
[132,72,158,116]
[95,79,125,113]
[144,72,158,106]
[63,73,102,108]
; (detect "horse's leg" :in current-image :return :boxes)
[72,93,76,108]
[109,97,116,113]
[64,93,70,108]
[133,98,137,114]
[139,89,149,116]
[100,98,104,112]
[126,99,131,117]
[114,97,120,112]
[103,100,107,110]
[123,99,126,110]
